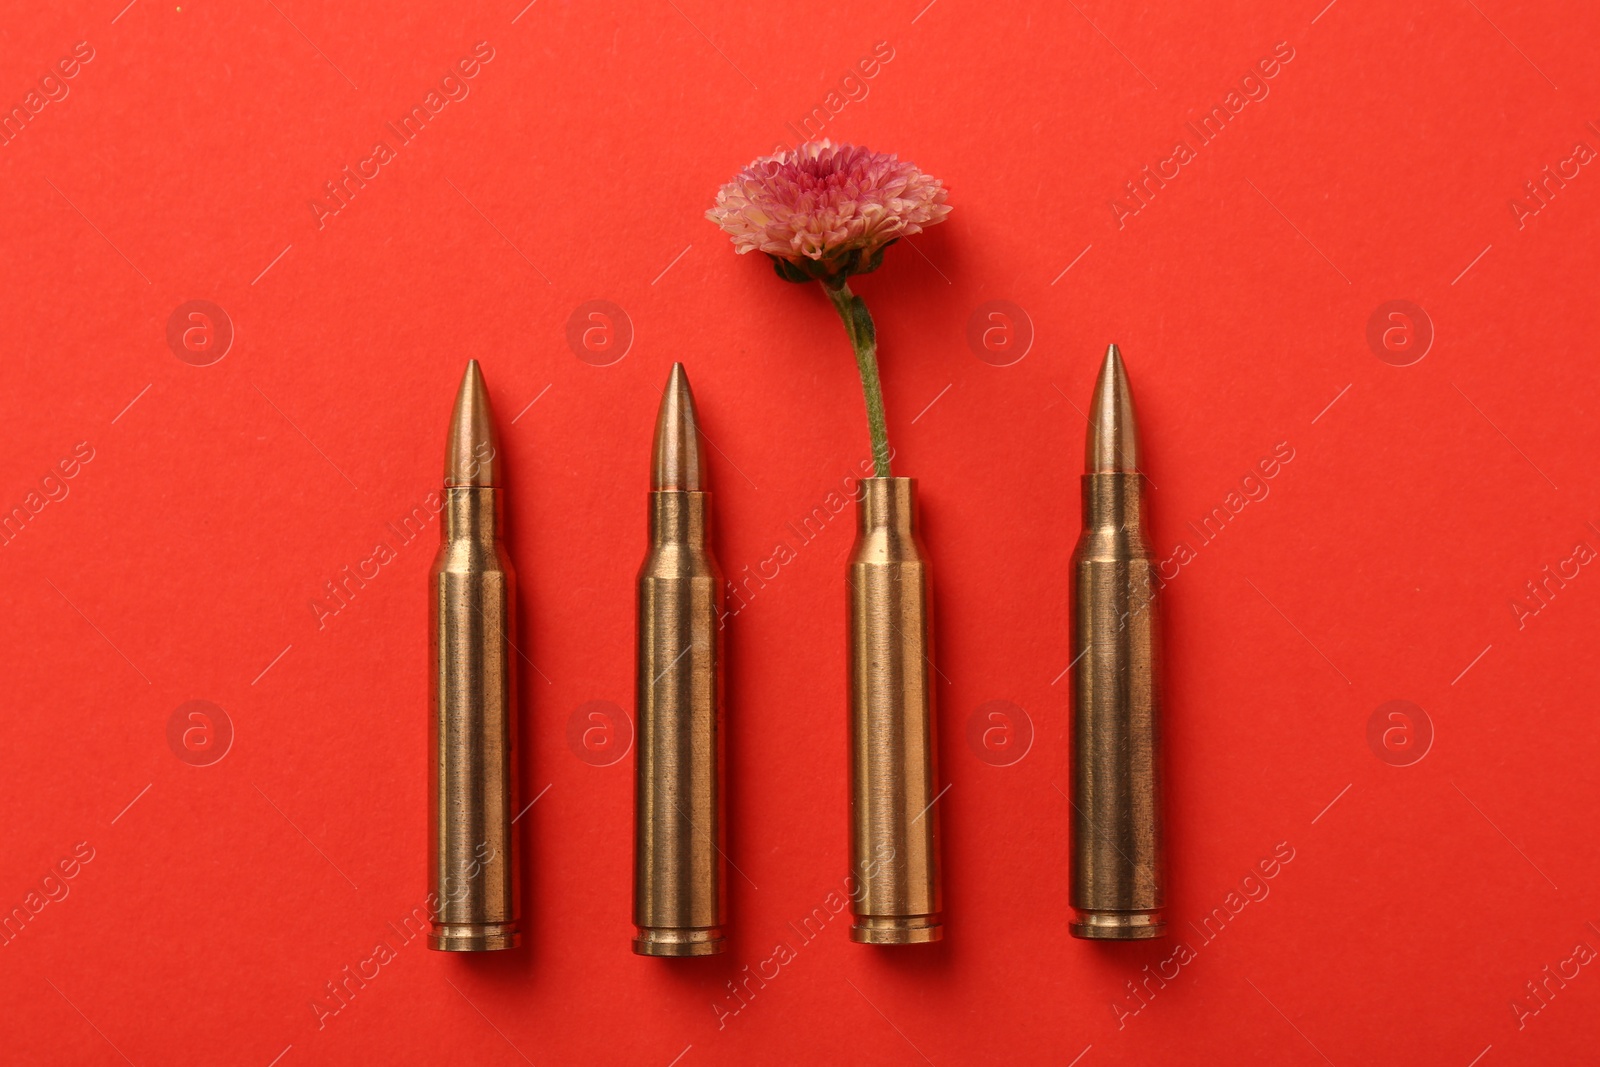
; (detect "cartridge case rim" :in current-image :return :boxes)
[632,926,727,957]
[1069,910,1166,940]
[850,915,943,945]
[429,922,522,952]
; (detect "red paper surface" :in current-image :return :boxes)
[2,1,1598,1064]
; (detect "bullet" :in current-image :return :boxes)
[429,360,520,951]
[848,477,942,944]
[634,363,726,956]
[1070,344,1166,940]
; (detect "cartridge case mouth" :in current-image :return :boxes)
[428,921,521,952]
[850,915,943,945]
[1070,910,1166,940]
[647,489,709,544]
[856,475,918,536]
[632,927,726,957]
[1080,471,1149,539]
[442,484,504,540]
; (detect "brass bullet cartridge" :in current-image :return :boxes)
[1070,344,1165,940]
[633,363,726,956]
[429,360,520,952]
[848,477,942,944]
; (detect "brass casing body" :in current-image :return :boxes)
[848,477,942,944]
[429,486,520,951]
[634,490,726,956]
[1070,471,1165,939]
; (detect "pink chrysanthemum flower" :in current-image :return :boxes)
[707,140,951,286]
[708,139,951,478]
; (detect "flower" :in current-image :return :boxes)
[707,140,950,287]
[708,139,951,478]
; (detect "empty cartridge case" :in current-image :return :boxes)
[1070,344,1165,940]
[429,360,520,951]
[633,363,726,956]
[848,477,942,944]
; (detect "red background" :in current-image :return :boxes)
[2,1,1598,1064]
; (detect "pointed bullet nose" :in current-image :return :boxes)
[1103,342,1123,375]
[652,362,706,491]
[445,359,500,486]
[1086,343,1141,474]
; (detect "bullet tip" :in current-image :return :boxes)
[1087,343,1140,474]
[653,363,706,491]
[446,360,499,487]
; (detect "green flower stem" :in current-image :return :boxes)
[824,281,892,479]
